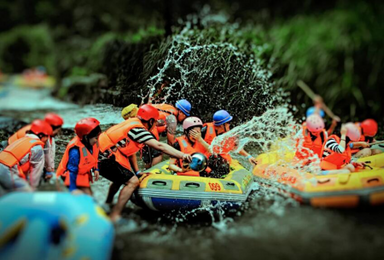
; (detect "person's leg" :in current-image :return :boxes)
[354,148,372,158]
[106,182,121,204]
[342,163,355,173]
[79,187,92,195]
[151,154,163,167]
[110,176,139,222]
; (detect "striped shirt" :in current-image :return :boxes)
[322,138,345,158]
[128,128,155,143]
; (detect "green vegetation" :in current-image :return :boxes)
[0,1,382,123]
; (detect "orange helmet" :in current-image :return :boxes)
[137,104,159,121]
[44,113,64,127]
[30,119,53,136]
[75,118,100,139]
[360,119,378,137]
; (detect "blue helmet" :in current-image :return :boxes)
[213,110,233,126]
[306,106,325,118]
[175,99,191,116]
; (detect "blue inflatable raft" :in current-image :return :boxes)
[0,192,114,260]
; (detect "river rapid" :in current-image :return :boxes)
[1,88,383,260]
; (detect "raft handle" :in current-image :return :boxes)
[152,181,167,186]
[367,178,380,184]
[317,179,331,184]
[226,182,235,186]
[185,182,200,188]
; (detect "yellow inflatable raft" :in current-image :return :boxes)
[253,151,384,208]
[133,160,257,211]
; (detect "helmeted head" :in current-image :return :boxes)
[306,114,325,133]
[189,153,208,172]
[44,113,64,136]
[30,119,53,142]
[183,116,203,132]
[213,110,233,126]
[306,106,325,118]
[183,116,203,142]
[344,122,361,142]
[175,99,191,117]
[137,104,159,121]
[360,119,378,137]
[75,117,101,145]
[121,104,138,120]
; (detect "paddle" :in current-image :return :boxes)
[297,80,340,122]
[368,140,384,146]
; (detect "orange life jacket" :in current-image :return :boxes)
[152,104,178,118]
[175,135,207,177]
[0,136,44,179]
[8,125,31,144]
[320,135,352,170]
[203,122,232,163]
[98,118,146,157]
[56,136,99,187]
[203,122,216,145]
[295,125,326,159]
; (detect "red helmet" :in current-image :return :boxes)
[75,118,100,139]
[360,119,378,137]
[137,104,159,121]
[44,113,64,127]
[30,119,53,136]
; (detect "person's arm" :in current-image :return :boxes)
[44,138,56,179]
[144,139,191,162]
[166,115,177,145]
[169,157,183,172]
[327,117,339,135]
[189,129,210,152]
[129,154,139,173]
[351,142,370,148]
[28,145,45,188]
[238,149,257,165]
[67,147,80,191]
[339,125,347,150]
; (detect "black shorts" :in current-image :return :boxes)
[98,156,135,185]
[142,145,162,164]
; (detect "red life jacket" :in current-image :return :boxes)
[8,125,31,144]
[56,136,99,187]
[0,136,44,179]
[295,125,326,159]
[175,135,207,176]
[320,135,352,170]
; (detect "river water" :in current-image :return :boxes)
[1,87,383,260]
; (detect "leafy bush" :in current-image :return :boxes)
[0,24,55,74]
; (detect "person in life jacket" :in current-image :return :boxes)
[56,118,101,195]
[306,96,340,135]
[169,116,211,176]
[320,123,364,172]
[201,110,257,166]
[151,99,192,144]
[295,114,328,162]
[42,113,64,181]
[99,104,192,223]
[7,113,64,182]
[121,104,138,120]
[140,99,191,169]
[0,119,52,193]
[351,119,381,158]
